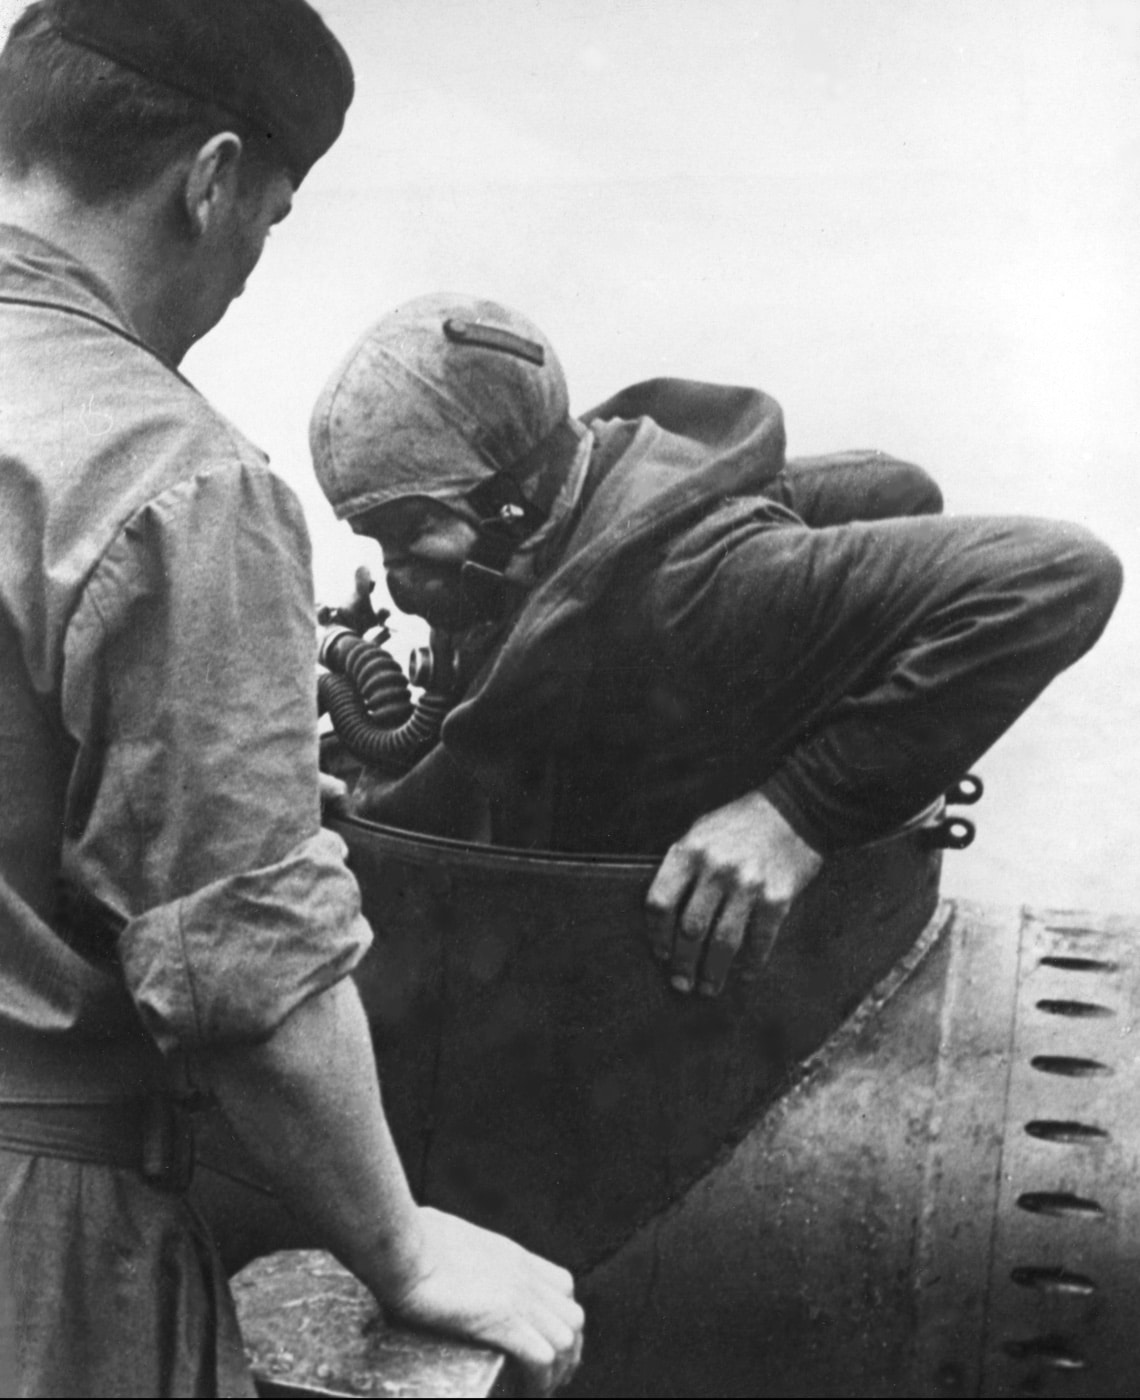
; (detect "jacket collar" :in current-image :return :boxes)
[442,384,793,813]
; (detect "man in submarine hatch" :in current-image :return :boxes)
[310,293,1121,1001]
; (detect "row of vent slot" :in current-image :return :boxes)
[1001,933,1122,1379]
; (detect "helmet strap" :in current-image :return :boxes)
[457,473,546,620]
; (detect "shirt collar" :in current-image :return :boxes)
[0,223,144,345]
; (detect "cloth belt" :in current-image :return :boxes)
[0,1094,208,1194]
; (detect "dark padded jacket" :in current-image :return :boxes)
[440,378,1121,854]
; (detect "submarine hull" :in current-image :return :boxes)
[569,902,1140,1398]
[195,823,1140,1394]
[194,818,940,1271]
[329,817,940,1268]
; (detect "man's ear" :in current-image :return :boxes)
[183,133,245,239]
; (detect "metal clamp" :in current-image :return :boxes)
[920,815,976,851]
[946,773,985,807]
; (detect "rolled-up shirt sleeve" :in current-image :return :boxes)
[61,458,372,1054]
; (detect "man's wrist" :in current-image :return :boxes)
[755,775,833,856]
[355,1201,430,1305]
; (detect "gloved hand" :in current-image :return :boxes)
[645,790,823,997]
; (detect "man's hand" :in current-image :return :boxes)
[201,981,582,1398]
[318,771,351,817]
[386,1207,584,1397]
[347,765,400,822]
[646,791,823,997]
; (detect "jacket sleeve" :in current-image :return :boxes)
[659,510,1122,853]
[60,460,372,1054]
[769,450,943,525]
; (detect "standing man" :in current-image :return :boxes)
[0,7,582,1397]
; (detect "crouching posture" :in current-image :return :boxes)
[311,294,1121,998]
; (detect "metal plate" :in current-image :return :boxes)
[232,1250,509,1399]
[977,909,1140,1398]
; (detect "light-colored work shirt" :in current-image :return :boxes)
[0,225,371,1104]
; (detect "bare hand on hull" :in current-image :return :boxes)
[646,791,823,996]
[386,1207,584,1397]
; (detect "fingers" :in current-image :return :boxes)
[697,888,786,997]
[391,1212,584,1396]
[505,1325,558,1398]
[647,839,747,996]
[646,855,789,999]
[484,1249,583,1395]
[532,1304,584,1395]
[530,1255,575,1295]
[318,771,350,816]
[668,872,723,994]
[480,1284,583,1396]
[645,844,694,965]
[644,793,822,998]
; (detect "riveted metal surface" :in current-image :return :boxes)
[976,909,1140,1398]
[568,903,1140,1397]
[570,901,957,1398]
[910,903,1023,1397]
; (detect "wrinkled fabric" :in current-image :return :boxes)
[441,378,1121,853]
[504,424,594,587]
[0,225,372,1395]
[0,1149,254,1397]
[0,225,371,1071]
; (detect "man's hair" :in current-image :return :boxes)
[0,9,278,204]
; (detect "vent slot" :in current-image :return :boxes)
[1030,1055,1113,1078]
[1039,955,1119,973]
[1017,1192,1105,1219]
[1036,999,1115,1019]
[1011,1266,1097,1297]
[1001,1335,1088,1370]
[1024,1120,1108,1145]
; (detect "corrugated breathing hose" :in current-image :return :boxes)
[343,638,414,727]
[318,628,455,775]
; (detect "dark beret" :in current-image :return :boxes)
[39,0,353,183]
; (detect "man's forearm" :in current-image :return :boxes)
[196,977,425,1299]
[195,976,585,1393]
[757,518,1122,852]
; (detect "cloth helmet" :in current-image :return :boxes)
[310,294,570,522]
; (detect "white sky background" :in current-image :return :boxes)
[4,0,1137,910]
